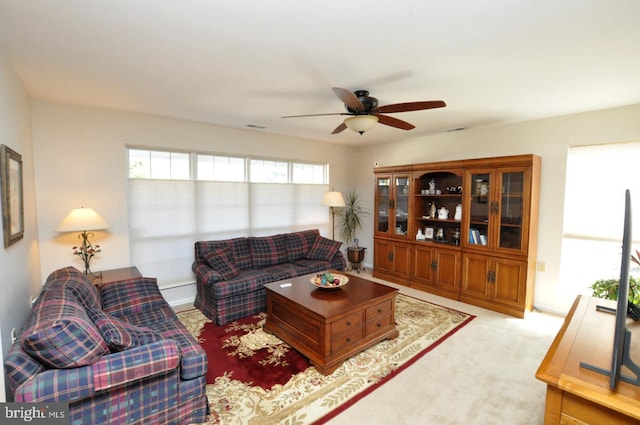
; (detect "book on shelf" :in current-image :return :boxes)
[479,234,488,245]
[470,228,482,244]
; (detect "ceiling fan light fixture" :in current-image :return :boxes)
[344,115,378,135]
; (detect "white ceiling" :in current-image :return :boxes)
[1,0,639,146]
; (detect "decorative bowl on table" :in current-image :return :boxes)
[310,273,349,290]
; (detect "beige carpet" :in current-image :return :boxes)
[324,271,565,425]
[178,293,474,425]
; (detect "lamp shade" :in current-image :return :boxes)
[345,115,379,134]
[321,191,346,207]
[56,207,110,232]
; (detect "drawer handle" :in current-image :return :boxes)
[346,337,351,343]
[346,321,351,326]
[377,308,383,313]
[377,323,382,328]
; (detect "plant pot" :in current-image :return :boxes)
[346,246,366,273]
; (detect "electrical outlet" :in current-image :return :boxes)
[537,262,546,272]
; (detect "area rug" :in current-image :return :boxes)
[177,294,474,425]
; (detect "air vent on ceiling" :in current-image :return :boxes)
[445,126,467,132]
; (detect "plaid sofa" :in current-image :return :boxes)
[4,267,208,425]
[192,229,347,325]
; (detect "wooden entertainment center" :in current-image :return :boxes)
[373,154,540,318]
[536,295,640,424]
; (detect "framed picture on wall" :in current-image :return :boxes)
[1,144,24,248]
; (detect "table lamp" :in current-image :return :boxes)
[56,207,109,275]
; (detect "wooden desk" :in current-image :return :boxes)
[536,295,640,424]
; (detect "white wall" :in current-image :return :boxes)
[351,103,640,314]
[0,52,41,401]
[31,101,355,304]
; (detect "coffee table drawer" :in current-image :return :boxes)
[332,312,364,334]
[332,327,364,354]
[366,313,393,336]
[366,300,393,320]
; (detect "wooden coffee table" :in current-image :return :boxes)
[263,271,399,375]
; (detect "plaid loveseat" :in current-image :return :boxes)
[4,267,208,425]
[193,229,347,325]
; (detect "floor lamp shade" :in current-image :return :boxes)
[321,191,346,208]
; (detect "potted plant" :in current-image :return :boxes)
[338,190,369,271]
[589,249,640,304]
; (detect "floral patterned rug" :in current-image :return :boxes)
[177,294,474,425]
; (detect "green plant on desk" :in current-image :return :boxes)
[590,248,640,304]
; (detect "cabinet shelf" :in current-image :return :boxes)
[417,217,462,224]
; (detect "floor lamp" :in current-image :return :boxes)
[321,191,345,240]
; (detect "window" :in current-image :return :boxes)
[196,154,245,181]
[127,148,329,287]
[249,159,288,183]
[560,141,640,298]
[128,149,190,179]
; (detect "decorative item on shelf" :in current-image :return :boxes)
[56,207,110,276]
[435,227,445,242]
[438,206,449,220]
[430,202,437,219]
[321,190,346,240]
[424,227,434,240]
[452,228,461,245]
[454,204,462,221]
[416,228,425,241]
[428,179,436,194]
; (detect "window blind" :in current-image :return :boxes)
[128,179,329,287]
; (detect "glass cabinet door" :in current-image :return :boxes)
[394,176,410,236]
[376,176,391,233]
[467,171,492,248]
[497,170,525,252]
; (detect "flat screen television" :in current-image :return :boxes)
[580,189,640,388]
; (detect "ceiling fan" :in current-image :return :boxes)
[282,87,446,135]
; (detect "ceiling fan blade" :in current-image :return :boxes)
[331,122,347,134]
[376,114,415,130]
[376,100,446,114]
[332,87,365,112]
[282,112,347,118]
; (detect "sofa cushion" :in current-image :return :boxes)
[248,234,288,268]
[21,299,109,368]
[203,247,240,280]
[284,229,320,262]
[228,237,253,270]
[87,308,163,352]
[306,236,342,261]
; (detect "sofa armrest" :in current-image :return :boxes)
[14,340,180,402]
[192,262,223,287]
